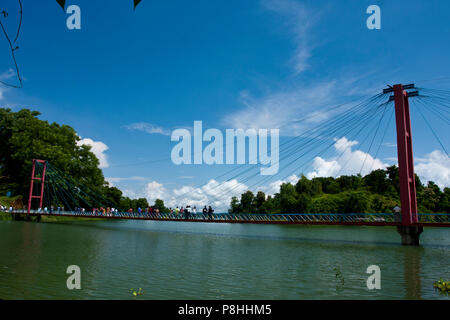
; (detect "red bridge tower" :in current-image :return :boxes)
[384,84,423,245]
[27,159,47,215]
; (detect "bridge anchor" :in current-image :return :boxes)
[397,226,423,246]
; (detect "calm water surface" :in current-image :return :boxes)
[0,219,449,300]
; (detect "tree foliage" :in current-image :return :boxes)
[229,168,449,214]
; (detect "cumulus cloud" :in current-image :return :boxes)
[260,174,300,195]
[124,122,171,136]
[77,137,109,168]
[119,179,249,212]
[145,181,170,204]
[415,150,450,189]
[306,137,388,178]
[167,179,248,211]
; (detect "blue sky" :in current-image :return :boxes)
[1,0,449,210]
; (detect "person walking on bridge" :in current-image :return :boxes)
[208,206,214,220]
[393,205,401,222]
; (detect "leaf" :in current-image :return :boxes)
[56,0,66,11]
[134,0,142,9]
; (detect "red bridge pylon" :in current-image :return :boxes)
[27,159,47,214]
[384,84,422,244]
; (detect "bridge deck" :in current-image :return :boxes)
[9,211,450,227]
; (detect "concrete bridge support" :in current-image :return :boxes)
[397,226,423,246]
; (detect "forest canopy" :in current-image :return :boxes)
[229,168,450,214]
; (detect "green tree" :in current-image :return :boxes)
[363,169,389,194]
[255,191,267,213]
[438,188,450,212]
[295,175,313,196]
[0,108,149,211]
[229,196,241,213]
[104,186,123,208]
[0,108,108,203]
[154,199,169,213]
[240,191,255,213]
[135,198,149,209]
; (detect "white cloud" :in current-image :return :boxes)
[145,181,169,204]
[77,137,109,168]
[119,179,249,212]
[124,122,171,136]
[222,68,381,137]
[306,137,388,178]
[0,69,16,100]
[167,179,248,211]
[223,81,340,136]
[260,174,299,195]
[262,0,316,74]
[382,142,397,147]
[415,150,450,189]
[106,176,146,186]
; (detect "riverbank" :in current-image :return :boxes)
[0,211,114,222]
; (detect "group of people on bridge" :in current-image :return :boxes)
[0,205,14,213]
[69,205,216,219]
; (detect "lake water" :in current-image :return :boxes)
[0,219,449,300]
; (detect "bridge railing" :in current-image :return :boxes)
[8,210,450,224]
[417,213,450,224]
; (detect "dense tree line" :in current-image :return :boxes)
[0,108,167,212]
[229,167,450,214]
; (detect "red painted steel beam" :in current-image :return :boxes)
[27,160,37,215]
[39,161,47,209]
[393,85,418,225]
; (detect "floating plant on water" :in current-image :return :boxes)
[433,279,450,294]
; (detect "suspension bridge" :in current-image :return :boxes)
[9,84,450,245]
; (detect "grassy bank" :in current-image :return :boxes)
[0,211,115,223]
[0,211,14,221]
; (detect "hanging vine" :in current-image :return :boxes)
[0,0,22,88]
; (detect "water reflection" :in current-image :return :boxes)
[403,247,423,300]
